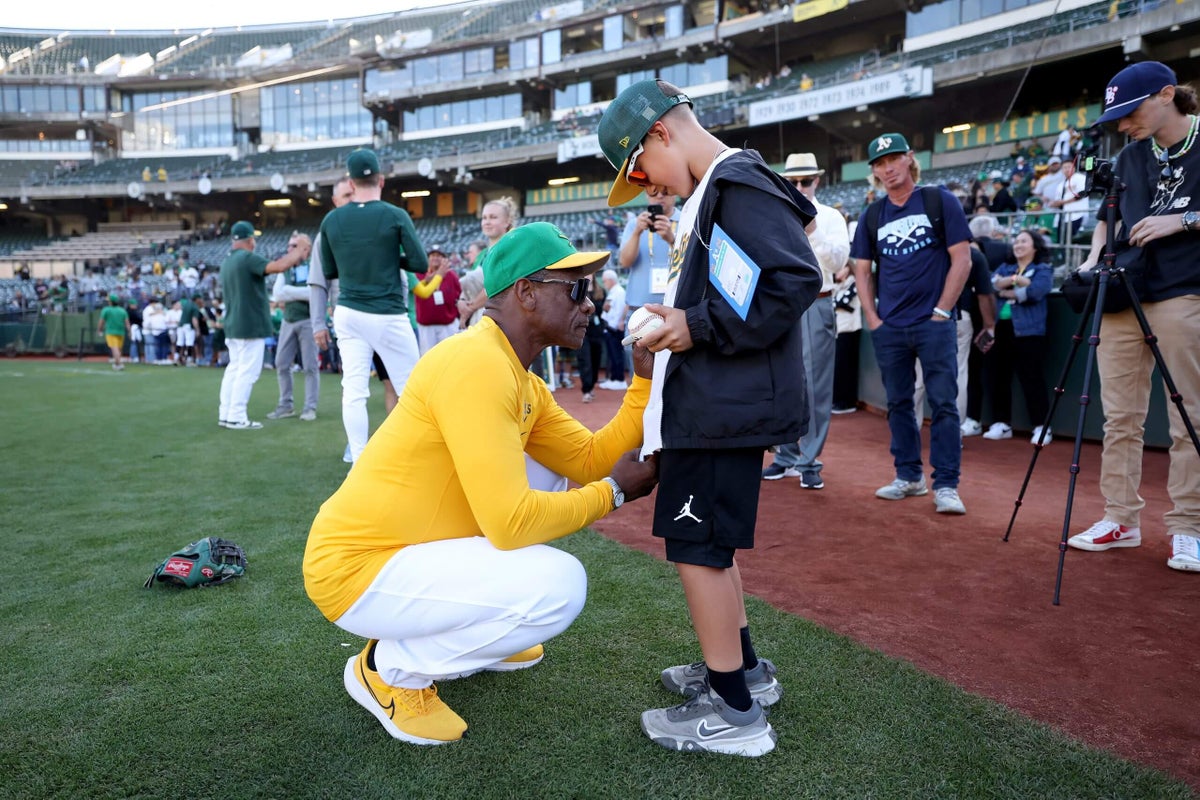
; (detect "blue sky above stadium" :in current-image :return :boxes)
[7,1,446,32]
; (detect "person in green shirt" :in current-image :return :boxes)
[176,294,202,365]
[97,293,130,371]
[318,148,428,462]
[218,220,307,430]
[49,276,69,312]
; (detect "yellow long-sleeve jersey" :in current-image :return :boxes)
[303,316,649,621]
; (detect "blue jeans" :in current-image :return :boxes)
[871,318,960,489]
[602,329,625,382]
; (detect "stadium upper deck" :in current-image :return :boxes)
[0,0,1196,244]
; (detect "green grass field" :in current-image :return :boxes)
[0,360,1190,800]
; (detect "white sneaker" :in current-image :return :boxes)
[982,422,1013,440]
[960,417,982,437]
[1168,534,1200,572]
[934,487,966,514]
[225,420,263,430]
[1030,425,1053,445]
[1067,519,1141,551]
[875,477,928,500]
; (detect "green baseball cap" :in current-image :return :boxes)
[598,80,692,207]
[108,292,121,303]
[482,222,610,297]
[866,132,912,164]
[231,220,257,240]
[347,148,381,179]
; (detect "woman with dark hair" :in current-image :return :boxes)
[981,228,1053,444]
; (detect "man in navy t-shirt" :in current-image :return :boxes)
[850,132,973,514]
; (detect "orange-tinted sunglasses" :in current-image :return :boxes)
[626,142,651,187]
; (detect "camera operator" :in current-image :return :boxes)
[1068,62,1200,573]
[618,187,679,312]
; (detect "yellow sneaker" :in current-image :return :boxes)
[343,641,467,745]
[485,643,545,673]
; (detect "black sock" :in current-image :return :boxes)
[708,667,753,712]
[740,626,759,671]
[366,641,378,671]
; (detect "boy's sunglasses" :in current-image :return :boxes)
[1158,148,1173,181]
[526,276,592,304]
[626,142,651,187]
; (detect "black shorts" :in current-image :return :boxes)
[372,352,388,382]
[652,447,765,568]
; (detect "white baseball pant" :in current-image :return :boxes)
[334,305,420,462]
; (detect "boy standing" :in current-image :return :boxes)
[98,293,130,371]
[598,80,821,756]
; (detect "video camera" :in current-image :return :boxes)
[1076,153,1116,195]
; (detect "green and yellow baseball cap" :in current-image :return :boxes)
[482,222,610,296]
[598,80,692,207]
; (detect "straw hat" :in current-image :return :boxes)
[780,152,825,177]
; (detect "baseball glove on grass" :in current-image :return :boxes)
[144,537,247,588]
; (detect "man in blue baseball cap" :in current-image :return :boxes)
[1067,62,1200,573]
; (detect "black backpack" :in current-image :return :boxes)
[862,185,945,265]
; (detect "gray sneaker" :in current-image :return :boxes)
[660,658,782,707]
[875,477,928,500]
[641,689,776,756]
[934,487,966,514]
[299,409,317,421]
[266,408,296,420]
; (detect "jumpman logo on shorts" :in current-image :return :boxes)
[674,494,703,523]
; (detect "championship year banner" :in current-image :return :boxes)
[748,67,932,127]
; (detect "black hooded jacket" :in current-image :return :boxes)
[663,149,822,449]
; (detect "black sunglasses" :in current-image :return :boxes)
[1158,148,1173,181]
[526,276,591,304]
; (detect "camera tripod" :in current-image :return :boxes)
[1001,173,1200,605]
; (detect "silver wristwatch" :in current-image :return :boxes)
[601,476,624,509]
[1183,210,1199,232]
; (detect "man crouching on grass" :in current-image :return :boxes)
[303,222,659,745]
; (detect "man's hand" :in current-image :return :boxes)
[1128,213,1184,247]
[637,303,692,353]
[631,340,654,379]
[650,215,675,245]
[313,328,330,350]
[609,450,659,503]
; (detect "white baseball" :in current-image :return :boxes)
[621,307,665,345]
